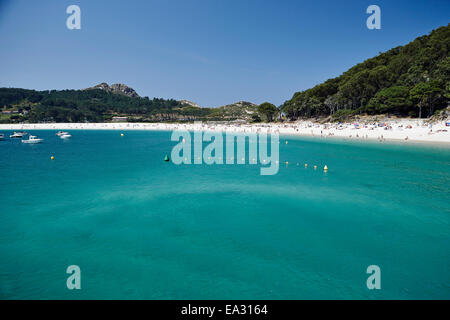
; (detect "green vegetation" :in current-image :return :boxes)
[0,88,211,123]
[257,102,279,122]
[281,24,450,120]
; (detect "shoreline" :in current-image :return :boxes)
[1,120,449,146]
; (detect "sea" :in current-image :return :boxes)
[0,130,449,299]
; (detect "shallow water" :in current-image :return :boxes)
[0,130,449,299]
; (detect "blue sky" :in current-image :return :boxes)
[0,0,449,107]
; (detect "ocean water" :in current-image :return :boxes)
[0,130,449,300]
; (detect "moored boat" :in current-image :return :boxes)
[0,133,4,140]
[21,135,43,144]
[56,131,69,136]
[10,131,28,138]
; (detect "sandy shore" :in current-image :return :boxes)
[1,119,449,145]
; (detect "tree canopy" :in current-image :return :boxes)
[257,102,279,122]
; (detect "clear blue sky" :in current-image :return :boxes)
[0,0,448,107]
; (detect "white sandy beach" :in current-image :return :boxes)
[1,119,449,145]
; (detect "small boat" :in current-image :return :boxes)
[60,133,72,139]
[56,131,69,136]
[21,135,43,144]
[0,133,4,140]
[10,131,28,138]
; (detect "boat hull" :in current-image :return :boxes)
[22,139,43,144]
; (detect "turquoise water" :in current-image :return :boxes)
[0,130,449,299]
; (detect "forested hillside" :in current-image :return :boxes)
[0,87,257,123]
[0,87,210,123]
[281,24,450,120]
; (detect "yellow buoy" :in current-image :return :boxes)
[314,165,317,170]
[304,163,308,168]
[285,161,289,165]
[121,133,124,137]
[324,165,328,172]
[50,156,55,160]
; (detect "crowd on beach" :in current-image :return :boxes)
[1,119,449,144]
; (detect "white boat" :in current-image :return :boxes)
[21,135,43,144]
[56,131,69,136]
[10,131,28,138]
[0,133,4,140]
[60,133,72,139]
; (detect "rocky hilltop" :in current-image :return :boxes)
[222,101,257,109]
[86,82,140,98]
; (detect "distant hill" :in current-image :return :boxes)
[281,24,450,120]
[207,101,258,121]
[0,86,191,123]
[0,86,258,123]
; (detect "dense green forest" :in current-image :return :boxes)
[0,88,212,123]
[281,24,450,120]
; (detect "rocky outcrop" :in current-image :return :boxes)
[86,82,139,98]
[179,100,202,108]
[429,105,450,122]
